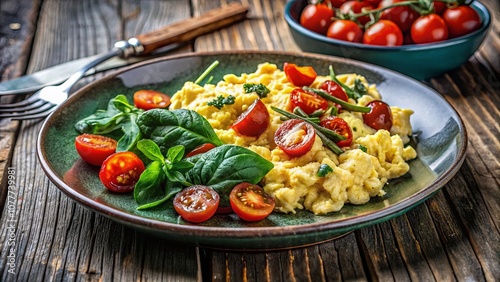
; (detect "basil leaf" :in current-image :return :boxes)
[137,182,181,210]
[137,109,223,155]
[117,117,141,152]
[185,144,274,199]
[167,145,185,164]
[134,161,165,205]
[137,139,165,163]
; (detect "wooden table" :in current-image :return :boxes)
[0,0,498,281]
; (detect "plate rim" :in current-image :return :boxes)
[36,50,468,241]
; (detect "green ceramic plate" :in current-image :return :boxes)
[37,51,467,250]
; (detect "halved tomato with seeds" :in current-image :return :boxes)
[290,88,328,115]
[229,182,275,221]
[99,152,145,193]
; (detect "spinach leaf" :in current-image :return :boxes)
[75,94,143,151]
[137,108,223,156]
[185,144,274,205]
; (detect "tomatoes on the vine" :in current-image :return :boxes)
[284,63,317,87]
[173,185,220,223]
[442,5,481,38]
[290,88,328,115]
[320,116,353,147]
[99,152,145,193]
[340,1,373,25]
[231,99,270,137]
[300,4,334,35]
[326,20,363,43]
[363,20,403,46]
[410,14,449,44]
[379,0,419,32]
[229,182,275,221]
[274,119,316,157]
[363,100,393,131]
[75,134,117,166]
[133,90,171,110]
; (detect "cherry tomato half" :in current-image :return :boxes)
[99,152,145,193]
[319,116,353,147]
[363,20,403,46]
[173,185,220,223]
[442,5,481,38]
[274,119,316,157]
[229,182,275,222]
[186,143,216,158]
[326,20,363,43]
[362,100,393,131]
[300,4,334,35]
[133,89,171,110]
[283,63,317,87]
[290,88,328,115]
[411,14,449,44]
[231,99,270,137]
[75,134,117,166]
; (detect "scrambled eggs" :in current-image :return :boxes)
[169,63,417,215]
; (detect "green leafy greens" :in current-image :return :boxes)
[243,83,270,98]
[207,95,236,109]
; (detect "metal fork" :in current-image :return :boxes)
[0,48,123,120]
[0,3,249,120]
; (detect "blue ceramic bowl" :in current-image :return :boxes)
[284,0,491,80]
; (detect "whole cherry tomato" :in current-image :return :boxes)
[99,152,145,193]
[75,134,117,166]
[300,4,334,35]
[283,63,317,87]
[319,116,353,147]
[340,1,373,24]
[326,20,363,43]
[231,99,270,137]
[274,119,316,157]
[323,0,349,8]
[290,88,329,115]
[363,20,403,46]
[411,14,449,44]
[379,1,419,32]
[340,1,373,25]
[229,182,275,222]
[442,5,481,38]
[362,100,393,131]
[173,185,220,223]
[433,1,447,14]
[133,89,171,110]
[319,80,349,102]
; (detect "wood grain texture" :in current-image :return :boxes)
[0,0,498,281]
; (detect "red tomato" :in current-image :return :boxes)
[411,14,449,44]
[290,88,328,115]
[274,119,316,157]
[363,20,403,46]
[300,4,334,35]
[433,1,447,14]
[229,182,275,222]
[319,116,353,147]
[323,0,349,8]
[99,152,145,193]
[231,99,270,137]
[326,20,363,43]
[133,90,171,110]
[173,185,220,223]
[364,0,382,8]
[362,100,393,131]
[442,5,481,38]
[283,63,318,87]
[340,1,373,25]
[379,4,419,32]
[186,143,216,158]
[319,80,349,102]
[75,134,117,166]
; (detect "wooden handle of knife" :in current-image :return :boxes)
[134,3,249,55]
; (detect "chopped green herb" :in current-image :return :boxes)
[358,145,367,152]
[243,83,270,98]
[317,164,333,177]
[207,95,236,109]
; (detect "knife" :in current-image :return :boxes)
[0,3,249,96]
